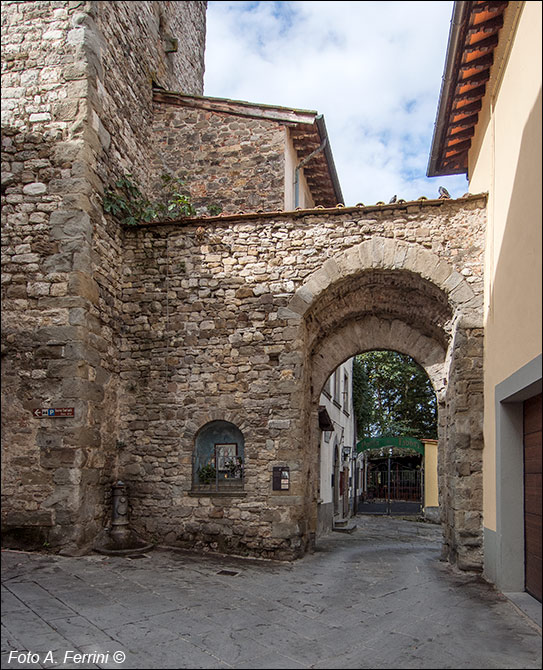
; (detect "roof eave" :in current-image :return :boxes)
[315,115,344,205]
[427,2,473,178]
[153,89,318,125]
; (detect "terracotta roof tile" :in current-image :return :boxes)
[133,193,486,227]
[428,1,508,177]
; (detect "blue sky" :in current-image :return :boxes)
[204,1,469,206]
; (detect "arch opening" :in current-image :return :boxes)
[316,349,439,534]
[293,258,484,571]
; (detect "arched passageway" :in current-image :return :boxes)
[288,237,485,570]
[317,351,437,529]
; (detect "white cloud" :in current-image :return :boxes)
[204,1,469,206]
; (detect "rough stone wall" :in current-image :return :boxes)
[441,321,485,570]
[151,102,286,215]
[1,0,207,552]
[89,1,206,191]
[1,0,104,550]
[118,197,486,560]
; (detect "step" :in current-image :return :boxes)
[333,521,357,534]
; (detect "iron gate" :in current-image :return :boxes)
[366,469,421,502]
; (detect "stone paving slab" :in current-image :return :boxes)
[1,517,541,669]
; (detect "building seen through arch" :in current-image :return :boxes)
[317,358,356,535]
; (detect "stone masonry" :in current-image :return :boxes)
[117,198,486,565]
[1,0,207,553]
[151,97,287,214]
[2,2,487,570]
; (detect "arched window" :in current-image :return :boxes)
[192,420,245,492]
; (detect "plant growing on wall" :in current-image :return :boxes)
[155,173,196,219]
[206,203,223,217]
[103,174,157,226]
[103,173,222,225]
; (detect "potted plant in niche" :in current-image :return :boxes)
[197,463,216,488]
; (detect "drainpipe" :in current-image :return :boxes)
[294,136,327,208]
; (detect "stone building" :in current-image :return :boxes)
[317,358,357,535]
[151,90,342,214]
[1,0,501,578]
[1,0,208,552]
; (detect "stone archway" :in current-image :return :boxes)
[288,237,485,570]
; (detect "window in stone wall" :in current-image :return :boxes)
[343,371,350,414]
[192,420,245,492]
[333,371,341,406]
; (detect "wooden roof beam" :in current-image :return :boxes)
[457,69,491,89]
[446,126,475,142]
[454,84,487,102]
[460,53,493,72]
[466,33,499,53]
[467,15,504,36]
[441,150,469,170]
[472,1,508,15]
[445,139,472,155]
[449,113,479,130]
[452,99,483,116]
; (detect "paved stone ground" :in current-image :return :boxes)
[1,517,541,669]
[357,501,422,515]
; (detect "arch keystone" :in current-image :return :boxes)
[369,238,385,268]
[381,237,398,268]
[392,241,409,269]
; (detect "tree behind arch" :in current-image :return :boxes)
[353,351,437,440]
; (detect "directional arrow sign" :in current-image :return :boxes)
[33,407,74,418]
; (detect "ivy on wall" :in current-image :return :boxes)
[103,173,221,225]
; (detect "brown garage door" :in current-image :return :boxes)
[524,393,542,602]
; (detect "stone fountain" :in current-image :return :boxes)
[95,481,153,556]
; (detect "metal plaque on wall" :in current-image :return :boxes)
[272,466,290,491]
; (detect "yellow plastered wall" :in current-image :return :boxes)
[423,440,439,509]
[468,2,542,532]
